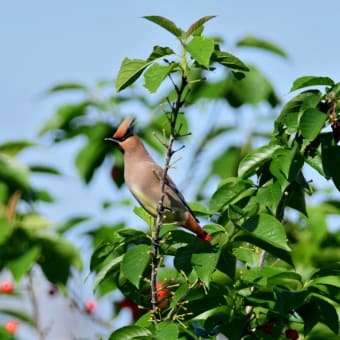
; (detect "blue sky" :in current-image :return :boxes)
[1,1,340,338]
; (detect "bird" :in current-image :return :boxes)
[105,115,211,242]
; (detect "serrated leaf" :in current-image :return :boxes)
[192,252,219,287]
[94,255,123,290]
[143,62,176,93]
[109,325,152,340]
[290,76,334,92]
[236,35,287,58]
[185,15,216,39]
[299,108,327,140]
[115,58,151,92]
[238,144,281,178]
[121,244,151,288]
[186,36,215,68]
[242,213,290,251]
[213,50,249,71]
[143,16,183,38]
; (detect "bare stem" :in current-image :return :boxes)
[150,75,188,324]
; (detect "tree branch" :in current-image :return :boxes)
[150,75,188,324]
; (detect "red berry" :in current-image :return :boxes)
[4,320,18,334]
[156,282,170,308]
[85,299,97,314]
[285,329,299,340]
[0,281,14,294]
[261,325,272,334]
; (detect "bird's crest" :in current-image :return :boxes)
[112,114,135,140]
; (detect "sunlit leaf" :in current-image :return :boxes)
[115,58,152,92]
[290,76,334,92]
[185,15,216,39]
[242,213,290,251]
[143,16,183,38]
[238,144,281,178]
[0,141,36,156]
[109,325,152,340]
[121,244,151,288]
[299,108,327,140]
[143,62,177,93]
[213,50,249,71]
[185,36,215,68]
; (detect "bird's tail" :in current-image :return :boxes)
[184,213,212,242]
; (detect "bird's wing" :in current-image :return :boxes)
[153,166,200,223]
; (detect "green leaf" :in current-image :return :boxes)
[94,254,123,290]
[0,141,36,156]
[210,178,252,212]
[242,213,290,251]
[321,144,340,191]
[236,35,287,58]
[39,103,87,135]
[29,165,61,176]
[213,50,249,71]
[185,15,216,39]
[238,144,281,178]
[115,58,151,92]
[269,148,304,188]
[290,76,334,92]
[143,62,176,93]
[299,108,327,140]
[0,154,31,192]
[7,246,40,281]
[57,215,90,234]
[275,90,322,134]
[273,288,309,314]
[192,252,219,287]
[185,36,215,68]
[121,244,151,288]
[147,46,175,61]
[36,233,82,284]
[47,82,88,93]
[256,181,282,215]
[156,322,179,340]
[109,325,152,340]
[21,214,52,230]
[75,124,112,183]
[0,218,12,245]
[143,16,183,38]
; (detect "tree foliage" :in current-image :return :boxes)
[1,15,340,339]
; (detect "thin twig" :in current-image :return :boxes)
[150,75,188,324]
[166,279,200,321]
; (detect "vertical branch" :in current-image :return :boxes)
[28,270,45,340]
[150,75,188,324]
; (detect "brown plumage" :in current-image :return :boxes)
[105,115,211,242]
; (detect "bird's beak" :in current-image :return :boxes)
[104,137,119,144]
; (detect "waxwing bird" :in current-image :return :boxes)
[105,115,211,242]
